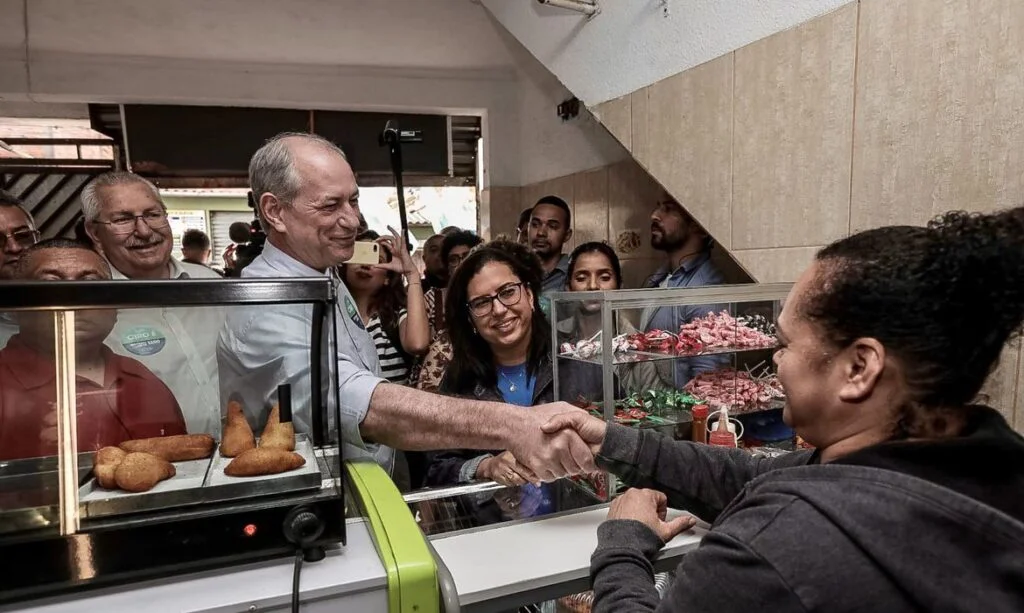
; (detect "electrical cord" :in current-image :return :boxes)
[291,549,304,613]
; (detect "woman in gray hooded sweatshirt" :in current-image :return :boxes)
[545,206,1024,612]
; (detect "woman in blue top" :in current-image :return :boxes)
[427,241,553,509]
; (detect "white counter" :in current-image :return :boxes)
[430,504,704,612]
[3,519,388,613]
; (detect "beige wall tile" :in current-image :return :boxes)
[572,167,610,245]
[980,339,1021,428]
[851,0,1024,232]
[732,246,822,283]
[733,3,857,249]
[630,88,650,168]
[711,248,755,285]
[535,174,577,252]
[608,160,658,261]
[620,257,661,289]
[644,54,734,248]
[483,186,522,241]
[592,95,631,152]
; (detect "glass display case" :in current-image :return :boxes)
[0,278,344,604]
[551,283,793,497]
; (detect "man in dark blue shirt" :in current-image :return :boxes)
[642,197,727,386]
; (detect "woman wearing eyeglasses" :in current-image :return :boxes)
[424,241,553,506]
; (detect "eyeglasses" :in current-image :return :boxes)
[1,228,40,251]
[467,282,524,317]
[92,211,169,235]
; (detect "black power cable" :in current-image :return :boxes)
[291,549,304,613]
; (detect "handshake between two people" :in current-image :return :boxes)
[480,402,609,487]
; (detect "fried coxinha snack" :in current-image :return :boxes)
[93,447,175,493]
[259,403,295,452]
[93,446,127,489]
[224,448,305,477]
[220,400,256,457]
[119,434,215,462]
[114,452,175,493]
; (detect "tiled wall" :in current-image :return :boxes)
[483,160,753,289]
[591,0,1024,428]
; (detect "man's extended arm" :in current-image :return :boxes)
[360,382,596,481]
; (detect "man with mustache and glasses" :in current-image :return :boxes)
[0,189,40,348]
[528,195,573,319]
[219,133,596,489]
[641,196,728,386]
[81,172,223,436]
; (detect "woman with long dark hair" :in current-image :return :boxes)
[425,240,553,499]
[547,207,1024,612]
[339,229,429,384]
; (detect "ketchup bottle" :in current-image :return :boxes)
[708,407,738,448]
[691,405,709,444]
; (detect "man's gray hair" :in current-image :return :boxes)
[248,132,347,206]
[0,188,35,229]
[80,171,163,221]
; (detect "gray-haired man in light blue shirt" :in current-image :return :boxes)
[218,133,596,485]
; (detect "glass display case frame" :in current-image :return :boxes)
[0,278,345,605]
[551,282,793,496]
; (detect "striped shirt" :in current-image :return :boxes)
[366,310,410,385]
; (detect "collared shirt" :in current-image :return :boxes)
[105,257,225,435]
[217,241,392,473]
[0,312,17,350]
[0,336,186,461]
[641,250,728,386]
[539,253,570,320]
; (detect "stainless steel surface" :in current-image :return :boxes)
[403,480,508,504]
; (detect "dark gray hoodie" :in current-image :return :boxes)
[590,407,1024,612]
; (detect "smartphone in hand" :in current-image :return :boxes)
[348,241,381,265]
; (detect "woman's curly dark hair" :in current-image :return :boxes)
[442,240,550,395]
[802,206,1024,434]
[338,230,407,342]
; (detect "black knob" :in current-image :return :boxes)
[283,506,324,547]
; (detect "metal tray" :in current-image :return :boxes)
[206,435,321,487]
[79,457,212,515]
[77,435,322,519]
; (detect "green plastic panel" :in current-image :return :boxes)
[346,460,439,613]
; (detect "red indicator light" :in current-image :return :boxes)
[243,523,257,537]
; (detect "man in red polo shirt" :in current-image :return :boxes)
[0,239,186,461]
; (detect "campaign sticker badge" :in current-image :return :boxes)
[344,295,364,329]
[121,326,167,356]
